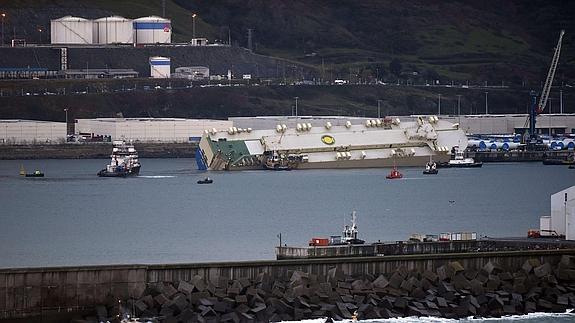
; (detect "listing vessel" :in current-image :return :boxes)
[97,141,141,177]
[196,116,467,171]
[438,146,483,168]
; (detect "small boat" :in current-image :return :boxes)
[569,165,575,169]
[97,141,141,177]
[197,177,213,184]
[25,170,44,177]
[20,165,44,177]
[438,146,482,168]
[386,165,403,179]
[423,158,438,175]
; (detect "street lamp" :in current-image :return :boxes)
[294,97,299,117]
[457,95,462,124]
[1,13,5,46]
[438,94,441,115]
[484,91,488,114]
[192,13,197,38]
[37,27,43,44]
[377,99,382,118]
[64,108,69,136]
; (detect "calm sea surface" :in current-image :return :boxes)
[0,159,574,268]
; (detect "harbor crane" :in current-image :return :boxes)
[525,30,565,150]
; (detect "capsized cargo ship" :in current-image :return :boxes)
[196,116,468,170]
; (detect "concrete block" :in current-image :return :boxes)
[534,263,552,278]
[235,294,248,304]
[351,280,364,291]
[449,261,465,273]
[436,266,448,281]
[336,302,353,319]
[372,275,389,289]
[389,272,404,289]
[153,293,169,306]
[221,312,240,323]
[393,297,408,309]
[161,283,178,299]
[190,291,211,304]
[178,281,194,294]
[410,287,426,299]
[452,273,471,291]
[423,270,438,282]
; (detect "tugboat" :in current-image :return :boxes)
[20,165,44,177]
[308,211,365,246]
[423,158,438,175]
[386,165,403,179]
[197,177,213,184]
[97,141,141,177]
[438,146,482,168]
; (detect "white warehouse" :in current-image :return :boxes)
[0,120,66,144]
[75,118,233,143]
[540,185,575,240]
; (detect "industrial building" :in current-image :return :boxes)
[50,15,171,45]
[75,118,232,143]
[94,16,133,44]
[0,120,66,144]
[50,16,94,44]
[133,16,171,44]
[172,66,209,80]
[540,185,575,240]
[441,114,575,135]
[150,56,170,78]
[230,115,575,135]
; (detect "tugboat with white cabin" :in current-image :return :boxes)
[438,146,482,168]
[97,140,141,177]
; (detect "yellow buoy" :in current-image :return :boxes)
[19,164,26,176]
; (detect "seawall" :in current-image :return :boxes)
[1,249,574,321]
[0,143,197,159]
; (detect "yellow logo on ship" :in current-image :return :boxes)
[321,135,335,145]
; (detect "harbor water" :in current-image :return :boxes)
[0,159,574,268]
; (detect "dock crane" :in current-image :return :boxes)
[525,30,565,150]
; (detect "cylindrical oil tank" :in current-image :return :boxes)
[149,56,170,78]
[133,16,171,44]
[94,16,133,44]
[51,16,94,44]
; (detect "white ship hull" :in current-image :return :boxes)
[196,116,467,171]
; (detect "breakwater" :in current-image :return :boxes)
[1,249,574,322]
[0,143,196,159]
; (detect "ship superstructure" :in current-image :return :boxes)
[196,116,467,171]
[97,140,141,177]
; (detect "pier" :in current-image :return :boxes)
[1,248,574,321]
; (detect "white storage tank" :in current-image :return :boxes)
[51,16,94,44]
[150,56,170,78]
[133,16,171,44]
[94,16,133,44]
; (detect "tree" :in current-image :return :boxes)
[389,59,402,77]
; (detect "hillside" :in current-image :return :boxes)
[1,0,574,85]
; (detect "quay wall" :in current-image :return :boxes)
[0,142,197,159]
[1,249,574,320]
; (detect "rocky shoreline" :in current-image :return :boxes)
[73,255,575,322]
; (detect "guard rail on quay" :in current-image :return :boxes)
[1,248,575,320]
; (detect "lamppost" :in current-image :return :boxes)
[484,91,488,114]
[294,97,299,117]
[438,94,441,115]
[64,108,68,136]
[457,95,462,124]
[560,90,563,114]
[1,13,5,46]
[37,27,43,44]
[377,100,382,118]
[192,13,197,38]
